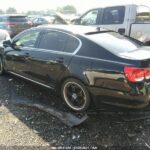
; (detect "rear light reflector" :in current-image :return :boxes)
[124,66,150,82]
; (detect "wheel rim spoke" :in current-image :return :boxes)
[64,82,86,109]
[0,59,2,73]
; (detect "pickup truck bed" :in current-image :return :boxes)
[130,23,150,44]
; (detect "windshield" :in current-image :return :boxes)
[86,32,141,55]
[136,5,150,23]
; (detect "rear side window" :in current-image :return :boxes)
[64,36,80,53]
[102,6,125,24]
[8,16,27,22]
[38,30,79,53]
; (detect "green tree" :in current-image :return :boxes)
[6,7,17,14]
[0,9,4,14]
[57,5,77,14]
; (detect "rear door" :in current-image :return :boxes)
[26,30,81,87]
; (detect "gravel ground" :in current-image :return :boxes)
[0,74,150,149]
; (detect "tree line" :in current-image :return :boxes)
[0,5,77,15]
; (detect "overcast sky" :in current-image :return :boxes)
[1,0,150,13]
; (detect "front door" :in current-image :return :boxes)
[5,30,41,78]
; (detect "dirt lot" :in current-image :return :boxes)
[0,74,150,149]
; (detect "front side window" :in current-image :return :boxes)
[136,6,150,23]
[38,30,79,53]
[14,31,40,48]
[80,9,99,25]
[102,6,125,24]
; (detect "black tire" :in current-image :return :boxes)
[61,78,91,112]
[0,57,4,75]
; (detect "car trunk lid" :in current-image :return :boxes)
[119,46,150,60]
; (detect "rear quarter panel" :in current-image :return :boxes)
[89,58,130,92]
[58,55,93,86]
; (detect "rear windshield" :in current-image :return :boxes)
[8,16,27,22]
[86,32,141,55]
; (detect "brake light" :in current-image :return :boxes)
[124,66,150,82]
[6,22,17,27]
[27,20,33,27]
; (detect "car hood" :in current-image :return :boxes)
[118,46,150,60]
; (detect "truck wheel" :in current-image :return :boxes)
[61,78,91,112]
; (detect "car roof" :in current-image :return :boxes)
[79,4,137,12]
[0,14,27,17]
[35,25,109,35]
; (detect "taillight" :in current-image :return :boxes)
[6,22,17,27]
[124,66,150,82]
[27,20,33,27]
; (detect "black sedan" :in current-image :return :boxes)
[0,25,150,112]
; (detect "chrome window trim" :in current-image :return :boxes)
[8,71,54,89]
[17,29,82,55]
[23,47,74,56]
[75,55,133,66]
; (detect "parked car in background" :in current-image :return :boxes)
[32,16,54,27]
[0,25,150,112]
[0,14,32,37]
[32,14,67,27]
[72,4,150,45]
[0,29,10,42]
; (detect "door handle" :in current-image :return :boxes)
[55,57,64,63]
[23,52,30,60]
[24,52,30,57]
[118,28,125,34]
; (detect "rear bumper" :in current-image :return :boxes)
[88,86,150,109]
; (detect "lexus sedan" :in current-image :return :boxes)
[32,15,67,27]
[0,25,150,112]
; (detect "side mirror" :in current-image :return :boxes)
[118,28,125,35]
[3,40,21,51]
[3,40,12,48]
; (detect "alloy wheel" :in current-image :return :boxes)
[63,81,87,111]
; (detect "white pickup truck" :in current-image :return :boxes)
[72,5,150,45]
